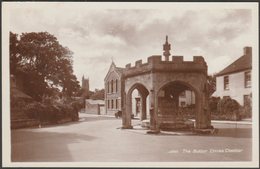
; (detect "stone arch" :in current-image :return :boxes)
[123,83,149,128]
[120,54,211,130]
[157,80,199,97]
[156,80,200,130]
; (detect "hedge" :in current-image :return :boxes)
[23,99,83,125]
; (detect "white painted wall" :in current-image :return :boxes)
[179,90,195,107]
[131,89,139,116]
[213,70,251,105]
[131,89,150,119]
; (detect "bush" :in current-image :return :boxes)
[240,94,252,119]
[22,98,80,125]
[70,100,84,112]
[179,106,195,119]
[216,97,241,121]
[209,97,220,114]
[70,99,84,121]
[24,102,46,119]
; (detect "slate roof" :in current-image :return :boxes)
[216,52,252,76]
[104,62,124,81]
[115,67,124,75]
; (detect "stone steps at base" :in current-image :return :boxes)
[141,120,150,128]
[159,121,194,131]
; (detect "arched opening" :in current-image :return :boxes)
[131,89,140,118]
[157,81,198,131]
[125,83,150,128]
[111,80,114,93]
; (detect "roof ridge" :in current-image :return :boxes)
[216,54,252,76]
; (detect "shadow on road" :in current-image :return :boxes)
[11,130,96,162]
[29,115,118,129]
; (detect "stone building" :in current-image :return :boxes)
[104,36,211,131]
[85,99,105,115]
[213,47,252,106]
[81,75,89,98]
[179,90,195,107]
[104,62,124,115]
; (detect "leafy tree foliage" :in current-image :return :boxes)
[90,89,105,100]
[207,74,216,96]
[217,96,241,120]
[10,32,20,75]
[209,96,220,114]
[10,32,80,101]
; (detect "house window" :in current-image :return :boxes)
[115,79,118,93]
[107,100,110,109]
[112,99,114,109]
[224,76,229,90]
[111,80,114,93]
[181,101,185,107]
[245,71,251,88]
[116,99,118,109]
[179,91,186,98]
[118,99,120,109]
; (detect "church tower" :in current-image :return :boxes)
[163,35,171,61]
[82,75,89,98]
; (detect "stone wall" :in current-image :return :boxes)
[124,55,207,78]
[105,69,122,115]
[122,55,211,130]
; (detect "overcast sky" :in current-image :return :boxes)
[7,2,255,90]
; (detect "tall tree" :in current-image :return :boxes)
[10,32,22,74]
[208,74,216,96]
[90,89,105,100]
[10,31,80,100]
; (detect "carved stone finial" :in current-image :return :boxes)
[163,35,171,61]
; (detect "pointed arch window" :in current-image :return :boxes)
[116,99,118,109]
[116,79,118,93]
[107,82,110,93]
[111,80,114,93]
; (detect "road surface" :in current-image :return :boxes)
[11,113,252,162]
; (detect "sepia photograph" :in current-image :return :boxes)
[1,1,259,168]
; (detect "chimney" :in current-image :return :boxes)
[244,46,252,56]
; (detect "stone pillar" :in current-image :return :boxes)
[149,90,156,130]
[195,93,201,128]
[202,83,211,128]
[141,96,147,120]
[148,89,160,133]
[154,90,160,131]
[97,104,100,115]
[122,91,133,129]
[122,91,127,127]
[195,83,211,129]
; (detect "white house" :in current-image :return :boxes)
[213,47,252,106]
[179,90,195,107]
